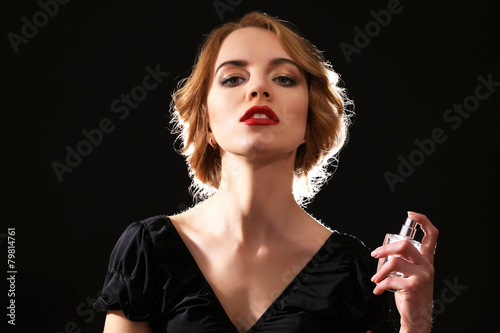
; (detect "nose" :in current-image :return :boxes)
[252,91,269,98]
[247,76,272,101]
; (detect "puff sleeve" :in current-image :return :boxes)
[93,221,156,321]
[334,233,394,333]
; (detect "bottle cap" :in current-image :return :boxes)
[399,218,418,239]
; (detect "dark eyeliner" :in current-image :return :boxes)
[274,75,296,86]
[220,76,244,86]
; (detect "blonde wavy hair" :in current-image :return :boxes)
[171,11,352,206]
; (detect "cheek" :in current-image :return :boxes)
[206,86,223,129]
[207,88,236,135]
[281,90,309,129]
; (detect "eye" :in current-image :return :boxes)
[273,75,296,87]
[220,76,245,87]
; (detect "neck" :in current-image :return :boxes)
[202,151,307,247]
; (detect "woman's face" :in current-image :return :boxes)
[206,27,309,161]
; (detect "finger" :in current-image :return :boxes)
[371,239,424,265]
[371,256,420,284]
[407,211,439,263]
[373,275,414,294]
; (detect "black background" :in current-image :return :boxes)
[2,0,499,332]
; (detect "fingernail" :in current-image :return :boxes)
[371,248,380,257]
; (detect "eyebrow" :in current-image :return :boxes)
[215,57,301,74]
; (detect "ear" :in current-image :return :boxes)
[207,134,217,148]
[203,104,215,145]
[206,123,213,143]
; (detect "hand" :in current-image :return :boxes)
[370,212,438,333]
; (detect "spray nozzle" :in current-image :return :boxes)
[399,218,418,240]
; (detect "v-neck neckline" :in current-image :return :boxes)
[164,215,336,333]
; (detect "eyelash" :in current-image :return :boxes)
[220,75,297,87]
[274,75,296,87]
[220,76,245,87]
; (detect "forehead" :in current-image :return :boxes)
[215,27,291,67]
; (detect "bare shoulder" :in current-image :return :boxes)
[104,310,152,333]
[284,211,333,254]
[167,201,211,238]
[307,224,333,253]
[167,211,190,238]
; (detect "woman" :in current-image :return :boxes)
[94,12,438,333]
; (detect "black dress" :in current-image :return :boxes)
[94,215,392,332]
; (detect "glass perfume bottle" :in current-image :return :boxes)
[377,217,422,278]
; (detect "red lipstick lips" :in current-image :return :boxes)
[240,105,279,125]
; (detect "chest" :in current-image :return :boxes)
[191,244,315,331]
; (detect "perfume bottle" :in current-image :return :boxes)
[377,217,422,278]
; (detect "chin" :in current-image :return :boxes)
[224,142,297,161]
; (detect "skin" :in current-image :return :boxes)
[206,27,309,162]
[103,27,438,333]
[371,211,438,333]
[103,310,152,333]
[170,27,332,331]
